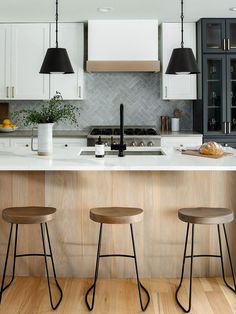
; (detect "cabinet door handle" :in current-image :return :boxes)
[228,121,231,134]
[165,86,167,98]
[223,121,227,134]
[6,86,9,98]
[11,86,14,98]
[227,38,230,51]
[223,39,226,51]
[78,86,82,98]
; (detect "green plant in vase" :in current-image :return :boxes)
[11,92,80,156]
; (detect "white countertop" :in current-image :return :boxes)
[0,146,236,171]
[160,131,203,137]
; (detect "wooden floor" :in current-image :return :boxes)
[0,277,235,314]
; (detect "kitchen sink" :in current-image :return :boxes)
[79,149,165,156]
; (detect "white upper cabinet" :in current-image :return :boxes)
[0,25,11,99]
[50,23,84,100]
[161,23,197,100]
[11,24,50,100]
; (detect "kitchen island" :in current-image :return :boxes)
[0,146,235,280]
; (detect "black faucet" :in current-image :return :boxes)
[111,104,126,157]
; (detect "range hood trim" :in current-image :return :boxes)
[86,60,160,73]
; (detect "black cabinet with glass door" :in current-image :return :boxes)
[193,18,236,145]
[202,19,236,53]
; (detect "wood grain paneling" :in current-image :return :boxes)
[44,171,236,278]
[0,171,235,278]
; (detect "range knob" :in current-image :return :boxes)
[130,141,136,147]
[139,141,145,147]
[147,141,154,147]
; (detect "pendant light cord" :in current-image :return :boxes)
[181,0,184,48]
[56,0,58,48]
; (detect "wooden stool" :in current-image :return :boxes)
[176,207,236,313]
[0,206,63,310]
[85,207,150,312]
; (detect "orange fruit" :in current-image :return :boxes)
[3,119,11,125]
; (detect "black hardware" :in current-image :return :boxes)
[176,223,236,312]
[0,223,63,310]
[111,104,126,157]
[39,0,74,74]
[85,223,150,311]
[166,0,199,74]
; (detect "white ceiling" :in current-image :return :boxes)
[0,0,236,23]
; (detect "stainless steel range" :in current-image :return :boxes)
[87,126,161,147]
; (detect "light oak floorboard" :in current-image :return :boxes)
[0,277,235,314]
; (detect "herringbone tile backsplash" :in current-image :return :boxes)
[9,72,193,131]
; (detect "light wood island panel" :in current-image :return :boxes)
[0,171,235,279]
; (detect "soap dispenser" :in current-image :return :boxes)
[95,136,105,158]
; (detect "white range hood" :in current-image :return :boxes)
[86,20,160,73]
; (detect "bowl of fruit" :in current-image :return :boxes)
[0,119,17,132]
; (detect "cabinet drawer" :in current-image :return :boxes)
[161,136,203,148]
[53,138,87,149]
[10,138,34,149]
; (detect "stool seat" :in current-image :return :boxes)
[90,207,143,224]
[2,206,56,224]
[178,207,234,225]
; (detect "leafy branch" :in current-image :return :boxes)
[11,92,80,127]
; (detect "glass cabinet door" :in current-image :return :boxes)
[226,20,236,53]
[202,19,226,53]
[203,55,226,134]
[227,56,236,134]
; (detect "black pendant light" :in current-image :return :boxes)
[166,0,200,75]
[40,0,74,74]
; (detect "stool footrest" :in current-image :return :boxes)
[185,254,221,258]
[16,253,51,258]
[100,254,134,258]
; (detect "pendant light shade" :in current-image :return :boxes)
[40,48,74,74]
[39,0,74,74]
[165,0,199,75]
[166,48,200,74]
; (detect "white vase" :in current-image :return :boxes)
[171,118,180,132]
[31,123,54,156]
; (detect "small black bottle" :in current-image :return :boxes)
[95,136,105,158]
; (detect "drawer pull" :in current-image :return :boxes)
[25,144,29,147]
[65,144,68,147]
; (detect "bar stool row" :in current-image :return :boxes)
[0,205,235,313]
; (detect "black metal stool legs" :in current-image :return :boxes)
[176,223,236,313]
[1,224,18,294]
[0,223,15,303]
[218,224,236,292]
[85,223,150,311]
[85,223,103,311]
[40,223,63,310]
[176,223,195,313]
[0,223,62,310]
[130,224,150,311]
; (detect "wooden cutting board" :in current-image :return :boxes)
[182,150,233,159]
